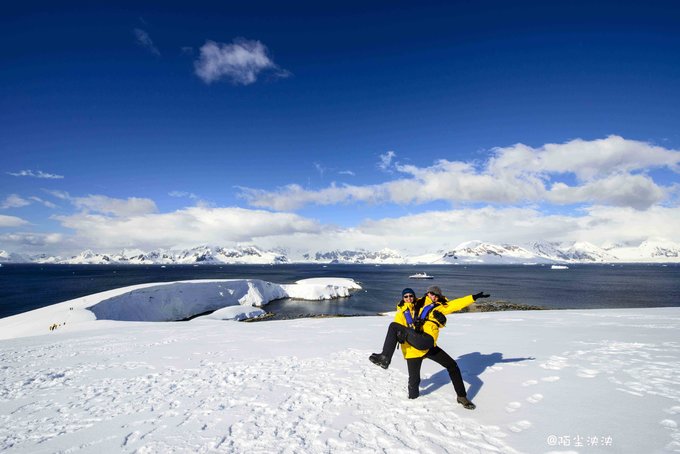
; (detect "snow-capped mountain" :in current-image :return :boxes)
[0,250,31,263]
[302,248,406,264]
[639,239,680,258]
[439,240,553,264]
[50,246,288,265]
[524,241,573,262]
[607,239,680,263]
[173,245,288,265]
[439,240,621,264]
[561,241,618,262]
[2,240,679,265]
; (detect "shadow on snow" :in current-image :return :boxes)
[420,352,535,400]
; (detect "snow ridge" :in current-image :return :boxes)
[0,277,362,339]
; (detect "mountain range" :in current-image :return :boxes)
[1,239,679,265]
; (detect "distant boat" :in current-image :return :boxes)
[409,272,434,279]
[551,265,569,270]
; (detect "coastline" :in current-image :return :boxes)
[248,300,546,322]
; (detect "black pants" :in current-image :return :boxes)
[407,347,467,399]
[381,322,434,359]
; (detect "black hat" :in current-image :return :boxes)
[426,285,443,297]
[402,288,415,297]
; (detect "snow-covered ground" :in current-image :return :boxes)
[1,279,679,453]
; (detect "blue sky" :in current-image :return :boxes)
[1,1,680,256]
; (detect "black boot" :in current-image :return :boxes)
[369,353,390,369]
[457,396,476,410]
[408,385,419,399]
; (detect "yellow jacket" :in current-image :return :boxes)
[394,294,475,359]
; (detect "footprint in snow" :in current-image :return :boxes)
[660,419,677,429]
[507,420,532,433]
[526,394,543,404]
[505,402,522,413]
[576,368,600,378]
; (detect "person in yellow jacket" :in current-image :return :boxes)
[369,285,490,409]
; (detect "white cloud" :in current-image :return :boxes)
[53,206,322,251]
[314,162,326,177]
[194,38,289,85]
[378,151,396,171]
[134,28,160,56]
[241,136,680,211]
[253,205,680,254]
[573,205,680,245]
[0,232,63,246]
[547,173,665,210]
[44,190,71,200]
[43,191,158,217]
[1,194,31,209]
[488,135,680,179]
[6,196,680,256]
[8,170,64,179]
[29,197,58,209]
[169,191,199,200]
[240,183,386,211]
[339,170,356,176]
[0,215,29,228]
[71,195,158,217]
[352,206,579,252]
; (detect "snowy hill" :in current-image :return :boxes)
[0,281,678,453]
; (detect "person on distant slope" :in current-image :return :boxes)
[369,286,489,409]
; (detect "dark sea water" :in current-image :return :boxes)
[1,263,679,320]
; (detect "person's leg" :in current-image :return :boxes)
[370,322,434,369]
[369,322,404,368]
[380,322,404,358]
[426,346,475,408]
[405,328,435,351]
[426,347,467,396]
[406,357,424,399]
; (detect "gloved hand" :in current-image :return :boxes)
[472,292,490,301]
[432,310,447,326]
[396,327,409,343]
[413,319,425,331]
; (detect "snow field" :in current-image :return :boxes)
[1,307,679,452]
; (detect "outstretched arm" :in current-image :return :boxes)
[438,294,475,314]
[438,292,490,314]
